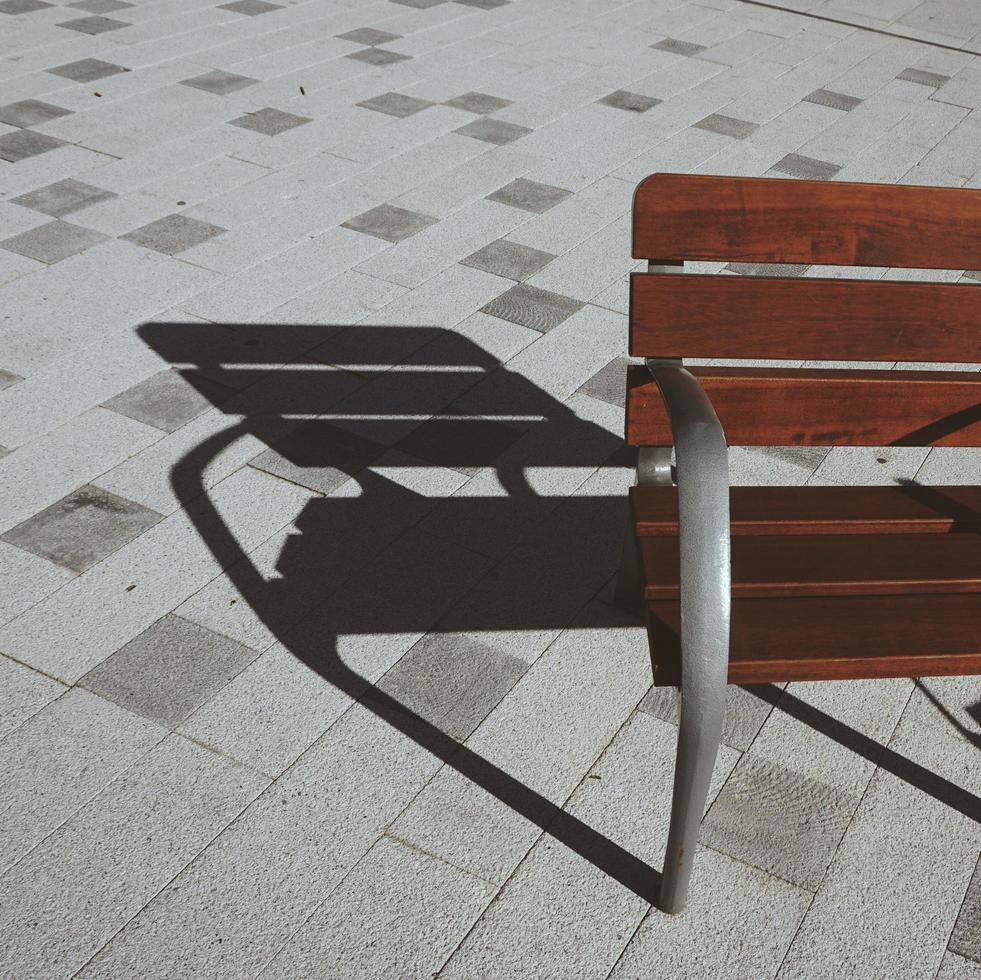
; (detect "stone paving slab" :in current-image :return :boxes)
[0,0,980,977]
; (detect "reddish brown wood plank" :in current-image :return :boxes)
[629,273,981,362]
[630,485,981,536]
[632,173,981,268]
[640,532,981,599]
[646,594,981,685]
[626,365,981,447]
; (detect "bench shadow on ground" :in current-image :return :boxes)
[140,321,980,907]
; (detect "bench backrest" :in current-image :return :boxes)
[626,173,981,448]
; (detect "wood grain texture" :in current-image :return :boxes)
[630,484,981,536]
[629,273,981,362]
[626,364,981,446]
[646,594,981,685]
[631,173,981,268]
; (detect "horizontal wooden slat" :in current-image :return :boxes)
[632,173,981,268]
[626,365,981,447]
[630,485,981,536]
[640,532,981,599]
[646,594,981,685]
[629,273,981,362]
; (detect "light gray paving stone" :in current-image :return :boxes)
[486,176,573,213]
[0,98,73,128]
[56,13,129,32]
[897,66,951,88]
[1,484,162,574]
[460,238,554,281]
[951,856,981,964]
[395,415,525,475]
[771,152,843,179]
[0,686,163,872]
[1,219,109,264]
[336,26,402,45]
[179,69,258,95]
[939,953,981,980]
[80,614,257,728]
[342,202,438,242]
[11,178,116,218]
[0,128,66,161]
[228,106,311,135]
[444,90,513,113]
[807,446,931,485]
[120,213,226,255]
[217,0,282,13]
[454,117,531,144]
[261,835,494,979]
[356,90,435,117]
[693,111,759,139]
[102,368,234,432]
[480,282,584,333]
[45,57,128,82]
[0,653,66,739]
[0,541,75,627]
[0,734,267,980]
[346,46,412,66]
[651,37,708,56]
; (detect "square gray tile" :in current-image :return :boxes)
[0,368,23,390]
[0,0,52,11]
[480,283,584,332]
[120,214,226,255]
[485,178,572,214]
[454,0,508,7]
[454,117,530,145]
[342,203,437,243]
[102,369,235,433]
[68,0,132,11]
[1,485,162,573]
[597,90,661,113]
[218,0,282,13]
[1,220,109,264]
[79,615,256,728]
[575,356,628,408]
[897,67,950,88]
[12,179,116,218]
[0,130,67,162]
[651,37,707,56]
[228,107,311,135]
[0,99,73,128]
[702,754,860,889]
[345,47,412,66]
[444,91,512,114]
[803,88,862,112]
[45,58,127,82]
[56,14,129,32]
[460,239,554,281]
[336,27,402,45]
[250,420,385,494]
[950,856,981,963]
[391,0,445,6]
[356,91,434,117]
[395,416,524,475]
[693,113,758,139]
[180,69,258,95]
[374,632,526,741]
[771,153,842,180]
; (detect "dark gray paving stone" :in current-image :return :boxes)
[391,0,446,6]
[454,117,530,145]
[652,37,707,56]
[120,214,226,255]
[342,203,437,242]
[395,416,524,475]
[0,0,52,12]
[485,177,572,214]
[0,446,9,460]
[345,47,412,66]
[12,178,116,217]
[964,270,981,282]
[68,0,132,11]
[79,614,257,728]
[218,0,282,13]
[454,0,508,7]
[575,356,628,408]
[803,88,862,111]
[597,89,661,113]
[460,238,554,281]
[250,420,384,494]
[0,129,67,162]
[102,369,235,432]
[480,283,584,333]
[1,220,109,264]
[950,855,981,963]
[693,112,758,139]
[356,91,434,117]
[46,58,127,82]
[0,368,23,390]
[228,106,311,135]
[56,14,129,32]
[897,67,950,88]
[444,91,512,114]
[336,27,402,45]
[771,152,842,180]
[724,262,809,276]
[638,683,776,751]
[180,69,258,95]
[702,754,860,889]
[1,485,162,573]
[0,99,73,128]
[374,632,526,741]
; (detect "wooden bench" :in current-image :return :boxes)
[617,173,981,914]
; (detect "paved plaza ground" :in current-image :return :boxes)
[1,0,980,976]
